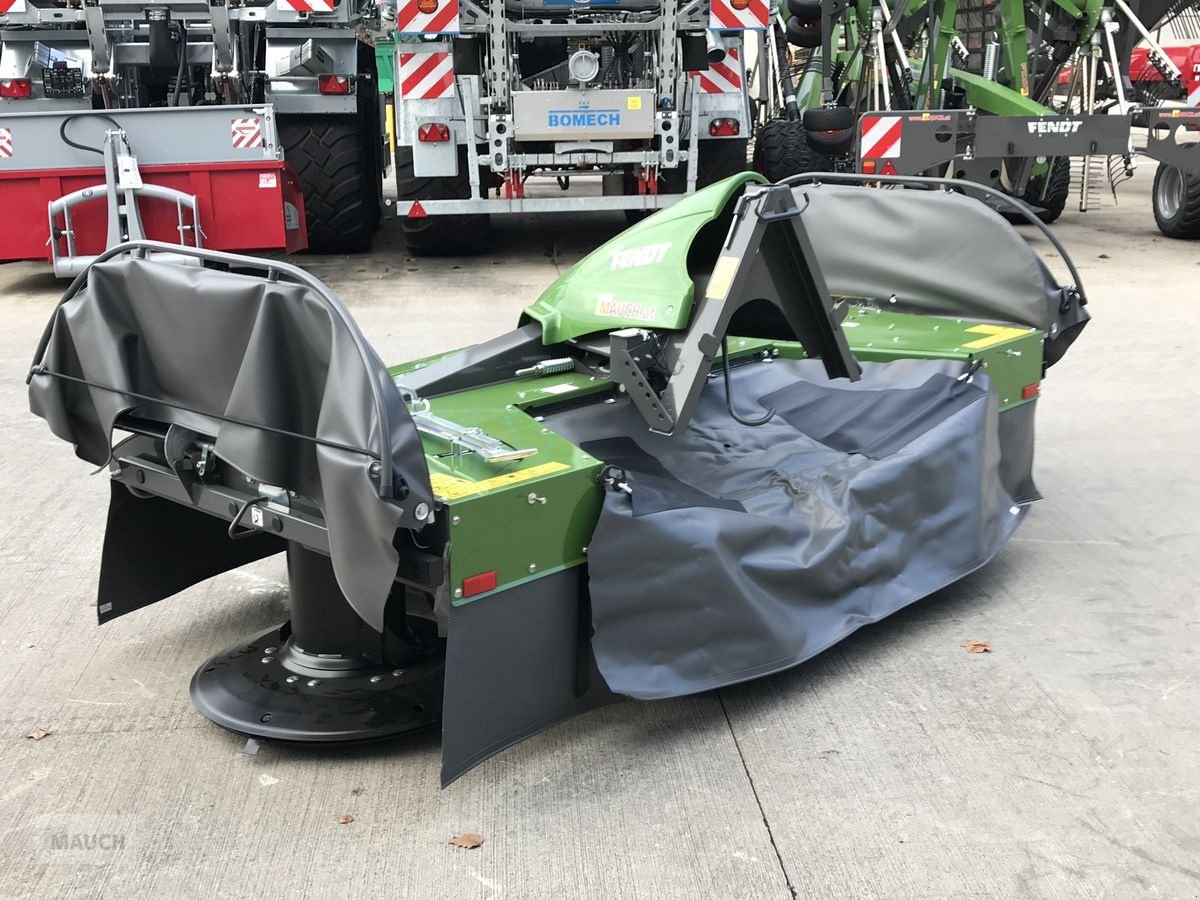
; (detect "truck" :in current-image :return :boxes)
[0,0,389,274]
[388,0,781,253]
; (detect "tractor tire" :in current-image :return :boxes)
[786,17,822,48]
[279,116,377,254]
[1152,164,1200,239]
[1009,156,1071,225]
[396,147,491,255]
[696,138,750,184]
[803,105,856,155]
[357,44,384,232]
[753,118,822,182]
[787,0,822,18]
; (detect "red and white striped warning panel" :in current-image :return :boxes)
[1189,83,1200,107]
[0,0,28,13]
[274,0,334,11]
[708,0,769,30]
[859,115,902,159]
[0,127,12,159]
[231,117,264,149]
[398,52,455,100]
[697,47,743,94]
[396,0,459,35]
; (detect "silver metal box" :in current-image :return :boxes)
[511,89,656,141]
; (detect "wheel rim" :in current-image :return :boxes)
[1157,165,1184,220]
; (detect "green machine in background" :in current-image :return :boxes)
[28,174,1088,784]
[758,0,1162,222]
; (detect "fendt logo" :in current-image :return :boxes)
[1027,120,1082,135]
[610,242,672,270]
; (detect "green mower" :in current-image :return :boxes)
[29,174,1088,783]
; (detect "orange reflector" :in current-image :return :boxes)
[881,161,898,175]
[1021,383,1040,400]
[408,200,428,219]
[417,0,438,11]
[862,160,878,174]
[462,571,497,598]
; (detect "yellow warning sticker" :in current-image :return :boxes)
[627,95,643,111]
[430,461,570,501]
[706,255,739,301]
[961,324,1033,350]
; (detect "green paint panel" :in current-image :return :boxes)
[951,68,1053,116]
[395,372,609,603]
[522,172,766,345]
[772,306,1045,410]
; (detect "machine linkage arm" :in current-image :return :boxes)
[609,185,862,436]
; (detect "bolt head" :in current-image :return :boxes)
[285,675,299,683]
[261,657,272,664]
[369,675,383,683]
[306,679,320,687]
[413,502,430,521]
[453,588,463,598]
[528,563,537,573]
[451,515,461,525]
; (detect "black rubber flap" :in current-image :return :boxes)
[29,258,432,631]
[441,567,616,785]
[546,358,1030,700]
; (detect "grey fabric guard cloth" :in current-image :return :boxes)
[798,185,1089,365]
[28,258,433,632]
[547,358,1027,700]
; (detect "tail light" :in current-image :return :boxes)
[417,122,451,142]
[709,118,741,137]
[731,0,751,8]
[317,74,351,95]
[0,79,32,99]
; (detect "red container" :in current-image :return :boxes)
[0,159,307,263]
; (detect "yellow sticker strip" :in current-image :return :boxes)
[706,255,739,301]
[961,324,1033,350]
[430,461,570,501]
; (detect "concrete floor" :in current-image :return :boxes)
[1,169,1198,900]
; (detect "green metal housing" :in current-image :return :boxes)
[523,173,767,344]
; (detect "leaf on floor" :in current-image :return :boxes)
[961,639,991,654]
[449,833,485,849]
[336,815,354,825]
[27,728,50,741]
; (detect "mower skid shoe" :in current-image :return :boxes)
[440,567,616,786]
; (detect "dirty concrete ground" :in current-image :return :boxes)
[0,167,1197,900]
